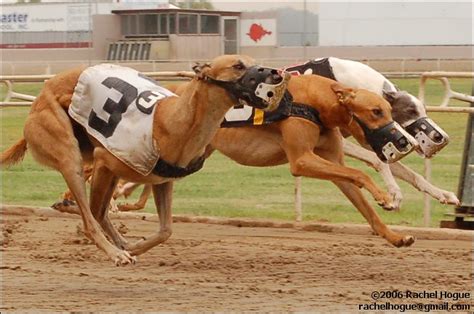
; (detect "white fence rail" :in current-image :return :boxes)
[2,57,472,77]
[418,71,474,227]
[0,71,194,107]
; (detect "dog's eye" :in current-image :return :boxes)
[372,108,384,117]
[233,63,245,70]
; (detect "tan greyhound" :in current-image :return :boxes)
[99,74,419,248]
[0,55,290,265]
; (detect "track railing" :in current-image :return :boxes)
[0,71,194,107]
[418,71,474,226]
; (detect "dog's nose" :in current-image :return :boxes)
[432,132,444,143]
[271,69,283,83]
[264,69,283,84]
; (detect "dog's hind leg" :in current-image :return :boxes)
[24,106,135,265]
[117,184,152,212]
[126,182,173,256]
[115,181,142,199]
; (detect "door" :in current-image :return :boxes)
[222,17,239,55]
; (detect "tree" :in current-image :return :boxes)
[172,0,214,10]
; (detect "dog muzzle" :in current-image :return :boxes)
[205,66,291,111]
[354,116,418,163]
[404,117,449,158]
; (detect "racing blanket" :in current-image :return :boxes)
[221,59,332,128]
[221,95,292,128]
[69,64,176,176]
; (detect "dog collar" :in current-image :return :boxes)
[152,155,205,178]
[289,102,324,128]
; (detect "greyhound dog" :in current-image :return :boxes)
[113,73,419,247]
[284,58,458,208]
[115,58,458,213]
[0,55,290,265]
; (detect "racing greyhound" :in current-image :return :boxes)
[284,58,457,208]
[0,55,290,265]
[104,74,419,247]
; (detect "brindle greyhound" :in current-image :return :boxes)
[0,55,290,265]
[116,74,419,247]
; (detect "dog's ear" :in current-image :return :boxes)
[382,90,398,103]
[192,62,211,79]
[331,83,355,105]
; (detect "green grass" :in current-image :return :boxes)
[1,78,472,227]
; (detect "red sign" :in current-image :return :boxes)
[246,23,272,43]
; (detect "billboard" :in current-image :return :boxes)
[0,4,91,32]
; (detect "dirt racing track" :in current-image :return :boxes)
[1,205,473,312]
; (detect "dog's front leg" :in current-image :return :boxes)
[280,119,395,210]
[316,139,414,247]
[343,139,403,209]
[89,154,131,250]
[332,180,415,247]
[127,182,173,256]
[389,162,459,205]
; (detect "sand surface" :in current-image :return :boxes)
[1,212,472,312]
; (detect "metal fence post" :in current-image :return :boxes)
[294,176,302,222]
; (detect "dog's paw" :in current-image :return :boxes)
[112,250,137,266]
[437,191,460,206]
[393,235,415,248]
[386,233,415,248]
[117,203,143,212]
[388,188,403,211]
[51,200,80,215]
[375,192,397,211]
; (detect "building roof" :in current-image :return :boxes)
[111,8,240,16]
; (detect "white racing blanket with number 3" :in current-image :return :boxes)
[68,64,176,176]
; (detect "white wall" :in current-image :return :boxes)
[319,1,472,46]
[211,1,318,14]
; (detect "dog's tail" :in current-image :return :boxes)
[0,137,28,168]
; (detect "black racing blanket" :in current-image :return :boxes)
[283,58,336,81]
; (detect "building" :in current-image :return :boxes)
[1,1,472,74]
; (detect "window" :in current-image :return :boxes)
[159,14,168,35]
[129,15,137,35]
[138,15,158,35]
[200,15,219,34]
[121,15,131,35]
[178,14,198,34]
[169,13,176,34]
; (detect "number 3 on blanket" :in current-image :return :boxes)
[87,77,167,139]
[88,77,138,138]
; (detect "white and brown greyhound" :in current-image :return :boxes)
[0,55,291,265]
[284,58,457,208]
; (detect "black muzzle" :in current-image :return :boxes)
[205,66,290,111]
[404,117,449,158]
[353,115,418,163]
